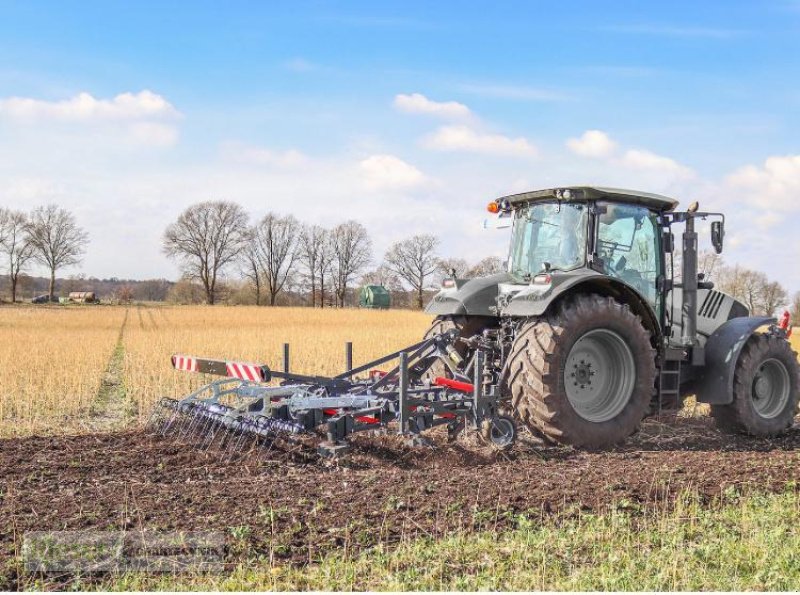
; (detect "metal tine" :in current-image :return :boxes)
[195,411,217,441]
[146,399,171,431]
[159,404,183,436]
[175,406,201,442]
[186,407,212,438]
[221,422,243,459]
[201,414,226,451]
[229,424,252,456]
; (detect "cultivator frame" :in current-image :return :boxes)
[149,330,516,457]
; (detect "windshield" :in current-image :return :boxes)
[508,202,588,279]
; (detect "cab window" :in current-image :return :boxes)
[596,202,660,306]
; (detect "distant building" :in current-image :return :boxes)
[358,285,391,309]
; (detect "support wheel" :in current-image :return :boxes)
[711,334,799,436]
[503,294,656,448]
[480,415,516,450]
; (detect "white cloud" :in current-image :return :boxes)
[221,141,309,168]
[620,148,695,179]
[566,130,617,158]
[393,93,471,119]
[359,154,426,190]
[0,90,180,121]
[423,125,537,157]
[725,154,800,212]
[128,122,179,147]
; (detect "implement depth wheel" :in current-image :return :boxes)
[503,294,656,448]
[711,334,799,436]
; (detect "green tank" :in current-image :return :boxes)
[359,285,391,309]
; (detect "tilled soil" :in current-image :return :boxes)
[2,417,800,587]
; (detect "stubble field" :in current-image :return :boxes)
[1,304,800,590]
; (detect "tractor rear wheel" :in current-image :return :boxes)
[711,334,799,436]
[503,294,656,448]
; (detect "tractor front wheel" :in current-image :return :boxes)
[711,334,799,436]
[503,294,656,448]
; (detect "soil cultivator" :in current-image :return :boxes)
[148,330,516,457]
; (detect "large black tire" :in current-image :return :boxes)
[503,294,656,448]
[711,334,799,436]
[422,316,489,380]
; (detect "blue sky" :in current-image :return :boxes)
[1,1,799,292]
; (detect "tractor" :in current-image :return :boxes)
[426,186,799,447]
[152,186,798,455]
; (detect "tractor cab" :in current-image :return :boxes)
[505,190,667,308]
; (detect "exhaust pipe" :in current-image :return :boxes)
[681,204,699,347]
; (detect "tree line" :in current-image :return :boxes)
[162,200,504,308]
[3,200,798,318]
[0,206,88,302]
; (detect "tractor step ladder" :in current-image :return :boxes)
[657,357,682,412]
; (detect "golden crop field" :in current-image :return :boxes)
[0,305,433,437]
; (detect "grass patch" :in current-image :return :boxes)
[27,489,800,591]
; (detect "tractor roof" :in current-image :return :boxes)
[498,186,679,212]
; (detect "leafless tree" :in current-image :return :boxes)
[298,224,330,307]
[436,257,470,282]
[384,234,440,309]
[254,213,300,306]
[361,263,404,291]
[26,205,89,301]
[468,256,505,277]
[761,280,788,317]
[698,250,723,280]
[163,200,249,305]
[331,221,372,307]
[240,228,263,305]
[0,209,36,302]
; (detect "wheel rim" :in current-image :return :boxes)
[564,329,637,423]
[489,417,515,447]
[751,358,791,419]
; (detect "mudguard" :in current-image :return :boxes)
[426,273,511,316]
[502,272,661,339]
[695,316,775,404]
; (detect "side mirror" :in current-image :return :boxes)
[711,221,724,254]
[662,231,674,253]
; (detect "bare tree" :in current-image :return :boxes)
[163,200,249,305]
[254,213,300,306]
[0,209,35,302]
[240,228,263,305]
[298,224,329,307]
[468,256,505,277]
[741,270,768,315]
[761,280,788,317]
[361,263,404,291]
[331,221,372,307]
[698,250,723,280]
[436,257,470,282]
[26,205,89,301]
[384,234,440,309]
